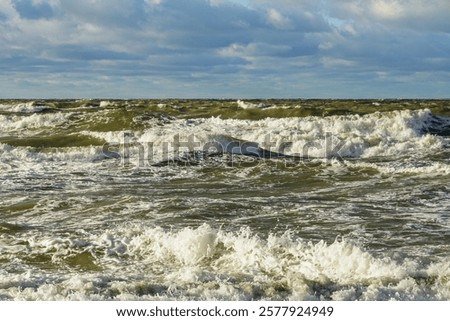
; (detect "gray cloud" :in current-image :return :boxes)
[0,0,449,98]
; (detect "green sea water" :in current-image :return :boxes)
[1,99,450,300]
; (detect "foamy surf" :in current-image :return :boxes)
[1,224,449,300]
[1,99,449,301]
[78,108,448,166]
[0,101,47,113]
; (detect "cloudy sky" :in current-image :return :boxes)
[0,0,449,98]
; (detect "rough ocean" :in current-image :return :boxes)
[1,99,450,300]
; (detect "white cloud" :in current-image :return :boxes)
[146,0,163,4]
[328,0,450,32]
[218,42,292,60]
[266,8,292,29]
[370,0,405,19]
[321,56,355,68]
[0,0,19,19]
[0,0,449,98]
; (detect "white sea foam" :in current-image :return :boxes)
[0,143,119,190]
[99,101,113,108]
[0,112,72,133]
[236,100,272,109]
[0,102,46,113]
[344,160,450,176]
[0,224,449,300]
[1,108,448,179]
[1,105,449,302]
[81,109,447,165]
[0,143,108,164]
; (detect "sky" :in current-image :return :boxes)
[0,0,449,99]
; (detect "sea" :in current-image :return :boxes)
[1,99,450,301]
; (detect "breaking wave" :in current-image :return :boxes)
[82,108,450,164]
[1,224,450,300]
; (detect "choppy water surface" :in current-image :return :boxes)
[1,99,450,300]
